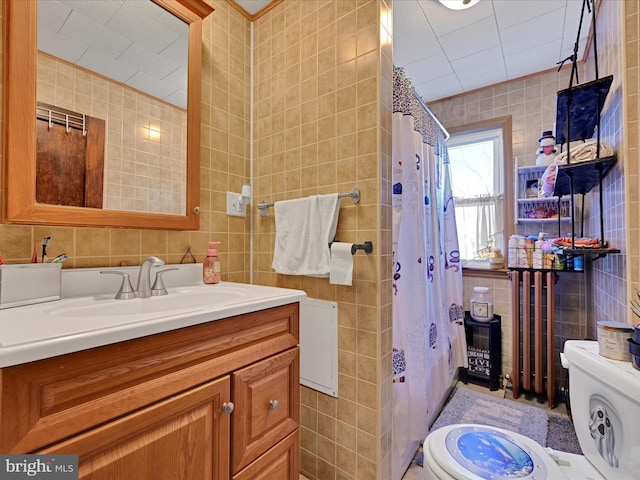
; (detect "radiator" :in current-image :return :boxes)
[510,270,556,407]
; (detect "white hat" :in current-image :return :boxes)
[538,130,556,153]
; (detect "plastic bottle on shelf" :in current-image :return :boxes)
[533,240,543,269]
[525,236,536,268]
[574,254,584,271]
[508,236,519,268]
[517,236,528,268]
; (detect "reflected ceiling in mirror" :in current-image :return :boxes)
[38,0,189,109]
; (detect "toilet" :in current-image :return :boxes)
[422,340,640,479]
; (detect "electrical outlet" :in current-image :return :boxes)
[226,192,246,217]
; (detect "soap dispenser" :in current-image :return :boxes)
[203,242,221,284]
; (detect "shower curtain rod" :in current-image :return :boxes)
[414,92,450,140]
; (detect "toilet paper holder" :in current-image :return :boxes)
[329,241,373,255]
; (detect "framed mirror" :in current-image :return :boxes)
[3,0,213,230]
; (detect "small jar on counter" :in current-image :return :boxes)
[470,286,494,323]
[489,248,504,270]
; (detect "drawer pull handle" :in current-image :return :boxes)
[269,399,280,410]
[222,402,235,415]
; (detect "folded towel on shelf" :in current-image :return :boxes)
[272,194,340,276]
[554,141,614,164]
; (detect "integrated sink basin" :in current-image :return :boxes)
[0,264,306,368]
[45,284,252,318]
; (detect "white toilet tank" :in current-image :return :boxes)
[564,340,640,479]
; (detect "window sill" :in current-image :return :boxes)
[462,267,510,279]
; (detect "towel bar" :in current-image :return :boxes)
[257,187,360,217]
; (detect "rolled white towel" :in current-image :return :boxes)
[554,141,613,164]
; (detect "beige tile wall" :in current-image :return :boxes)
[0,0,252,282]
[251,1,389,478]
[37,54,188,215]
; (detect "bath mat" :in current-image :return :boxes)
[546,412,582,455]
[430,385,549,444]
[414,385,581,467]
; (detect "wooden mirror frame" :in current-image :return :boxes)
[2,0,213,230]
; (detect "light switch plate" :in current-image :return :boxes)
[226,192,246,217]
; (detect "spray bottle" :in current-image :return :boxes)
[203,241,221,284]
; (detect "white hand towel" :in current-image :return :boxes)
[329,243,353,286]
[272,194,340,276]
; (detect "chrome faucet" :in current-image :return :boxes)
[136,256,165,298]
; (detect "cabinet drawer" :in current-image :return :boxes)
[232,347,299,473]
[0,303,299,453]
[232,430,299,480]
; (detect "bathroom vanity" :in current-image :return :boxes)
[0,267,305,480]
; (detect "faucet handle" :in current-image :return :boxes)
[100,271,136,300]
[151,268,179,296]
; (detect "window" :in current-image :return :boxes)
[447,117,513,274]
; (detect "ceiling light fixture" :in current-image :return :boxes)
[438,0,480,10]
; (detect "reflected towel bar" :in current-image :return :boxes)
[257,187,360,217]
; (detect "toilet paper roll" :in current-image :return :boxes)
[329,243,353,286]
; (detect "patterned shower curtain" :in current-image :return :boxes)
[391,67,467,479]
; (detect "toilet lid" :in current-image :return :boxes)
[426,424,567,480]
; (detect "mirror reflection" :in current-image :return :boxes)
[36,0,188,215]
[3,0,212,230]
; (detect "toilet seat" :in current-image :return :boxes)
[423,424,568,479]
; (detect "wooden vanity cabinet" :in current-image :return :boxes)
[0,303,300,480]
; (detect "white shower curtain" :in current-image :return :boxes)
[391,67,467,479]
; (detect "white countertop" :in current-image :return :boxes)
[0,265,305,367]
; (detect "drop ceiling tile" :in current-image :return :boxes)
[156,9,190,38]
[118,43,178,80]
[564,0,592,22]
[58,0,124,26]
[417,0,494,37]
[60,10,131,58]
[163,66,188,92]
[161,37,189,70]
[504,40,561,79]
[500,10,566,56]
[404,52,455,83]
[451,46,506,78]
[393,0,430,34]
[394,27,441,66]
[77,47,137,84]
[38,0,72,33]
[38,25,87,64]
[414,73,463,103]
[126,71,179,103]
[439,16,500,62]
[164,90,187,110]
[459,68,508,92]
[493,0,566,29]
[107,1,178,53]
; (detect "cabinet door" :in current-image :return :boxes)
[39,377,231,480]
[232,430,299,480]
[232,347,299,473]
